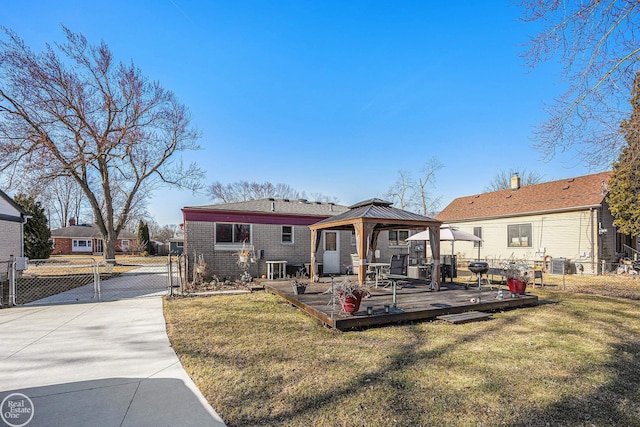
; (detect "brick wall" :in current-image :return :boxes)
[184,219,421,280]
[52,238,73,255]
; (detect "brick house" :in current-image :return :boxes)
[50,219,138,255]
[182,199,350,280]
[182,198,431,280]
[435,171,628,274]
[0,189,28,279]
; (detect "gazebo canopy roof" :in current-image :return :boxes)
[310,198,441,231]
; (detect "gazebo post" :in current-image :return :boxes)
[310,229,317,281]
[354,220,367,285]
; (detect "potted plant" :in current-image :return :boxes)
[504,263,531,296]
[236,243,256,268]
[335,278,370,314]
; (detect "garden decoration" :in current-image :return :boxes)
[236,242,256,284]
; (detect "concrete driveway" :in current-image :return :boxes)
[0,298,226,427]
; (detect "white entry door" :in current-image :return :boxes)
[323,231,341,274]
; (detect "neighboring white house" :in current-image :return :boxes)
[436,172,626,275]
[0,189,28,279]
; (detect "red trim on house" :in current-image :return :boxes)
[182,209,330,226]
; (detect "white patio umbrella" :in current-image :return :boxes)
[406,224,482,259]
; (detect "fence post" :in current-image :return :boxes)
[167,255,173,296]
[94,259,101,302]
[8,255,15,307]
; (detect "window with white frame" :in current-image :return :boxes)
[72,239,92,251]
[281,226,293,244]
[215,223,251,245]
[507,224,532,247]
[121,240,130,250]
[388,230,409,246]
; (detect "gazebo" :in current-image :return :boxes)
[309,199,442,288]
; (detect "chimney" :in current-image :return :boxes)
[69,218,76,226]
[510,173,521,191]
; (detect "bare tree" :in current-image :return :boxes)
[520,0,640,167]
[386,160,443,215]
[148,221,178,243]
[484,168,543,192]
[415,157,443,216]
[0,170,90,228]
[207,180,337,203]
[385,170,414,210]
[46,176,87,228]
[0,27,203,259]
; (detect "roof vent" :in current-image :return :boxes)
[567,178,575,183]
[283,198,290,202]
[315,201,321,204]
[298,199,308,203]
[270,201,275,212]
[268,197,275,201]
[506,194,512,199]
[563,185,570,190]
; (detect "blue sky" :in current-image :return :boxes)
[4,1,604,225]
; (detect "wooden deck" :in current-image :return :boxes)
[264,277,538,330]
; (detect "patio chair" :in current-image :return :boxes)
[381,254,409,288]
[347,253,360,275]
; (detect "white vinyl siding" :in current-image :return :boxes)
[441,210,608,275]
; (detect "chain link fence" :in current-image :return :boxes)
[12,257,98,305]
[453,257,640,299]
[97,257,172,301]
[0,256,173,306]
[0,259,12,307]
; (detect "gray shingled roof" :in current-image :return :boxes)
[50,225,137,239]
[184,198,349,216]
[313,199,439,228]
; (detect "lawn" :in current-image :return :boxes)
[164,279,640,427]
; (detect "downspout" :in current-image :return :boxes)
[21,214,31,258]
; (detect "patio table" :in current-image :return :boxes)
[367,262,390,287]
[266,260,287,280]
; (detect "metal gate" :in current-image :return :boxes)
[96,258,173,301]
[4,256,175,306]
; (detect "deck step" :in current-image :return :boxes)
[437,311,492,324]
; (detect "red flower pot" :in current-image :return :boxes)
[340,291,363,313]
[507,278,527,295]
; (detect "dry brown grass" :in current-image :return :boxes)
[165,280,640,427]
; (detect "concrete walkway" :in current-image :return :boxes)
[0,298,226,427]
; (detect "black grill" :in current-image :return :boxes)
[468,261,489,274]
